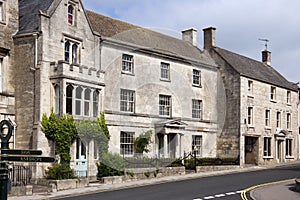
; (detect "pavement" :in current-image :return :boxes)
[8,161,300,200]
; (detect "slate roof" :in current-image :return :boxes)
[214,47,298,91]
[86,10,215,65]
[18,0,54,35]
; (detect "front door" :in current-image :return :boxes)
[168,134,176,158]
[244,136,258,165]
[75,138,88,177]
[277,140,284,162]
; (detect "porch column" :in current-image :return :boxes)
[164,134,168,158]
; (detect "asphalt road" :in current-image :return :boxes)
[59,164,300,200]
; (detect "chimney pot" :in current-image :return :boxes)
[203,27,216,50]
[182,28,197,46]
[262,50,271,65]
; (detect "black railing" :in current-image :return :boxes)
[8,165,32,186]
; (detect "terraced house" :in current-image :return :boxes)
[0,0,298,179]
[203,27,299,165]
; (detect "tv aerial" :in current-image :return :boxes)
[259,38,269,50]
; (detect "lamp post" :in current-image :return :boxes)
[0,120,13,200]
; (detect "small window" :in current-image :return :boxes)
[270,86,276,101]
[64,40,80,64]
[263,137,271,157]
[248,80,253,95]
[93,90,99,117]
[193,69,201,86]
[72,44,78,64]
[247,107,253,125]
[84,88,91,116]
[192,99,202,119]
[287,91,291,104]
[159,95,171,116]
[287,113,291,130]
[160,62,170,80]
[120,131,134,155]
[192,135,202,157]
[0,2,3,22]
[66,84,73,114]
[276,112,281,128]
[265,109,270,127]
[0,58,2,93]
[285,139,293,157]
[122,54,134,74]
[120,89,135,113]
[75,86,83,115]
[68,5,74,25]
[54,85,60,114]
[64,41,70,62]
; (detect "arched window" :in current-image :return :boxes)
[66,85,73,114]
[64,41,70,62]
[75,86,83,115]
[84,88,91,116]
[93,90,99,117]
[68,5,74,25]
[54,85,60,114]
[72,44,78,64]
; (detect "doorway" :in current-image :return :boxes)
[244,136,258,165]
[168,133,176,158]
[75,138,88,177]
[277,140,284,162]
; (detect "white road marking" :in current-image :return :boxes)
[215,194,226,197]
[236,190,243,193]
[195,190,244,199]
[204,196,215,199]
[225,192,236,195]
[193,198,202,200]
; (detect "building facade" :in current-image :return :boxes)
[203,27,299,165]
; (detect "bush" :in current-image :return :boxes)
[96,162,124,178]
[96,152,125,178]
[45,163,76,180]
[144,171,150,178]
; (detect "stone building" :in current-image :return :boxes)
[12,0,220,178]
[203,27,299,165]
[0,0,17,136]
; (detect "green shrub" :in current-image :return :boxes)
[45,163,76,180]
[96,162,124,178]
[144,171,150,178]
[127,170,135,177]
[96,152,125,178]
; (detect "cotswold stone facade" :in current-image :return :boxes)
[0,0,17,128]
[1,0,298,179]
[203,27,299,165]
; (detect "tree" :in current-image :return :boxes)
[134,130,153,155]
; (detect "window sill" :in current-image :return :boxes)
[264,126,271,130]
[285,156,294,159]
[263,156,273,159]
[121,71,135,76]
[247,125,255,128]
[0,21,6,26]
[286,103,291,106]
[160,78,171,82]
[192,84,202,88]
[270,99,277,103]
[247,94,254,98]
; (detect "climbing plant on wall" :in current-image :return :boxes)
[41,111,78,164]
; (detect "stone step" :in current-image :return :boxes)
[32,184,51,194]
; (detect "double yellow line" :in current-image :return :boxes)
[240,178,295,200]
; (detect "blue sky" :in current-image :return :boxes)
[82,0,300,83]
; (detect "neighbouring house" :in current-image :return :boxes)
[12,0,220,179]
[0,0,17,139]
[203,27,299,165]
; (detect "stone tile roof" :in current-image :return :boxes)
[18,0,54,35]
[86,10,216,65]
[214,47,298,91]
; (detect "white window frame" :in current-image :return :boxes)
[84,88,91,116]
[68,4,75,25]
[247,107,253,126]
[192,135,202,157]
[285,138,293,157]
[160,62,170,81]
[265,109,270,127]
[122,54,134,74]
[270,86,276,101]
[159,95,171,116]
[276,111,281,128]
[286,113,291,130]
[120,89,135,113]
[193,69,201,86]
[54,84,60,115]
[287,91,291,104]
[120,131,134,156]
[248,80,253,96]
[64,39,80,65]
[192,99,202,119]
[263,137,272,158]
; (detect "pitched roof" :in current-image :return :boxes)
[18,0,54,35]
[86,10,215,65]
[214,47,298,91]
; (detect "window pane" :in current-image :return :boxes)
[192,99,202,119]
[192,135,202,157]
[65,41,70,62]
[72,44,78,64]
[122,54,133,73]
[193,69,201,85]
[68,5,74,25]
[66,85,73,114]
[120,89,135,112]
[159,95,171,116]
[75,87,82,115]
[120,131,134,155]
[55,85,60,114]
[161,63,170,80]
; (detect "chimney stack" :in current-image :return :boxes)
[182,28,197,46]
[262,50,271,65]
[203,27,216,50]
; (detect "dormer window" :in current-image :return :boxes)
[68,5,74,25]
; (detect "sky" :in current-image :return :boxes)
[82,0,300,83]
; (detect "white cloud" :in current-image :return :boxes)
[82,0,300,82]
